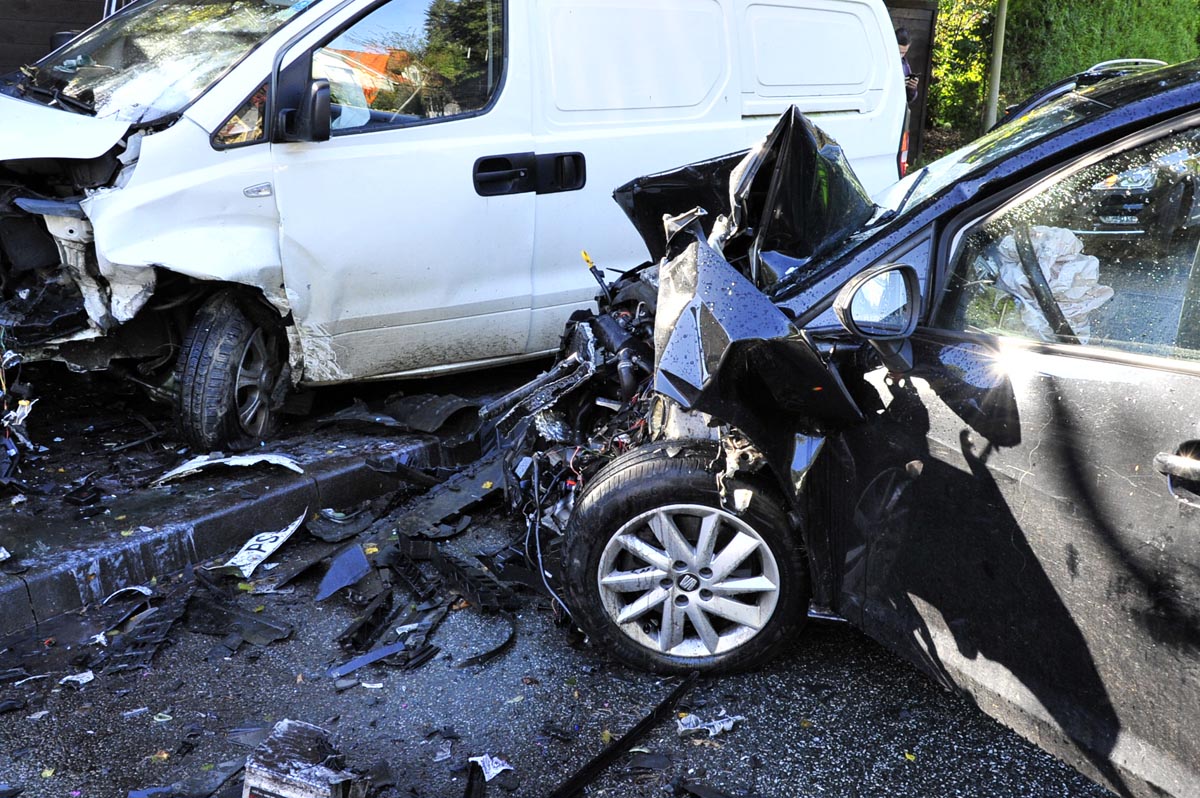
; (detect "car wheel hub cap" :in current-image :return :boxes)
[597,503,781,658]
[234,328,273,436]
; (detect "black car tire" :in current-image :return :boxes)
[176,290,285,451]
[563,441,809,674]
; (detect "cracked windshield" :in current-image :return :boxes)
[24,0,309,123]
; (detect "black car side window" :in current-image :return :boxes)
[939,126,1200,359]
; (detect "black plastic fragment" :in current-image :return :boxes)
[546,672,699,798]
[307,501,376,543]
[96,581,195,673]
[453,613,517,669]
[0,698,26,713]
[185,591,293,647]
[391,453,504,538]
[336,590,396,653]
[429,550,518,613]
[63,483,102,506]
[315,545,371,601]
[378,546,440,602]
[629,752,672,772]
[673,779,736,798]
[0,785,22,798]
[463,761,486,798]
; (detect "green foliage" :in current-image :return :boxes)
[929,0,994,131]
[1002,0,1200,103]
[929,0,1200,135]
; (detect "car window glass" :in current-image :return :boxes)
[311,0,504,134]
[939,125,1200,360]
[215,82,268,146]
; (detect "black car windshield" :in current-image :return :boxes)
[26,0,312,124]
[876,90,1113,215]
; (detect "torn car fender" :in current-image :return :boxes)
[83,115,287,310]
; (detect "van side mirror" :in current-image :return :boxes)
[277,78,330,143]
[834,263,920,373]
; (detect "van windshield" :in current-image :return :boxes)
[25,0,311,124]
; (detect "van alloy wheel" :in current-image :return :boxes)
[235,327,274,438]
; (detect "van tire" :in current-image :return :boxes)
[563,442,808,674]
[176,290,285,451]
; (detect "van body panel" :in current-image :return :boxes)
[0,0,904,388]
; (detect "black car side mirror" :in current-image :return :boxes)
[834,262,921,373]
[277,78,330,143]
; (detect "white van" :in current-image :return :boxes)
[0,0,906,449]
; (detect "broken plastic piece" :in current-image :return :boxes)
[150,452,304,487]
[326,640,408,679]
[467,754,513,782]
[308,502,376,543]
[203,511,306,579]
[243,719,366,798]
[315,545,371,601]
[546,672,698,798]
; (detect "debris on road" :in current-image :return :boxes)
[149,452,304,487]
[468,753,514,782]
[204,510,307,579]
[242,719,366,798]
[546,672,699,798]
[676,713,746,738]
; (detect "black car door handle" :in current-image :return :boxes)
[1153,452,1200,481]
[474,153,537,196]
[476,167,528,184]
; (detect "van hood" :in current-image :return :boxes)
[613,107,875,285]
[0,92,130,162]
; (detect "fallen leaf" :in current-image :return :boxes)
[522,676,540,686]
[41,768,55,778]
[120,529,135,537]
[505,695,524,704]
[151,750,170,762]
[904,751,916,762]
[200,764,215,772]
[364,545,379,555]
[800,719,813,729]
[481,481,494,489]
[600,730,613,745]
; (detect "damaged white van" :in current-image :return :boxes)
[0,0,906,449]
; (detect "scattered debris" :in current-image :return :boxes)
[676,713,746,738]
[307,501,376,543]
[149,452,304,487]
[243,719,366,798]
[204,511,307,579]
[315,544,371,602]
[58,670,95,688]
[546,673,699,798]
[102,585,154,604]
[468,754,514,782]
[434,740,453,762]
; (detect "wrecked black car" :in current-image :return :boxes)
[494,61,1200,798]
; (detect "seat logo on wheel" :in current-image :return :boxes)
[678,574,700,591]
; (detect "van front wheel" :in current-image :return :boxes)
[176,290,286,451]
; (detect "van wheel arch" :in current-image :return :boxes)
[175,287,289,451]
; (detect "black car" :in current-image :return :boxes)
[490,60,1200,798]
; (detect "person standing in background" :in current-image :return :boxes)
[896,27,919,105]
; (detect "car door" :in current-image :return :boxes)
[271,0,535,382]
[834,119,1200,797]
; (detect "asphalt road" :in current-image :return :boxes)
[0,365,1111,798]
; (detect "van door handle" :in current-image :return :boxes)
[535,152,586,194]
[474,153,536,196]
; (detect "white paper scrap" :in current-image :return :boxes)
[469,754,514,782]
[676,713,745,737]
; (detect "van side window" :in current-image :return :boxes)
[312,0,505,133]
[938,125,1200,360]
[215,82,269,147]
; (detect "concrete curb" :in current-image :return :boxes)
[0,436,438,637]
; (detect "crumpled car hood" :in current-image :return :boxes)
[0,92,130,162]
[614,107,875,285]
